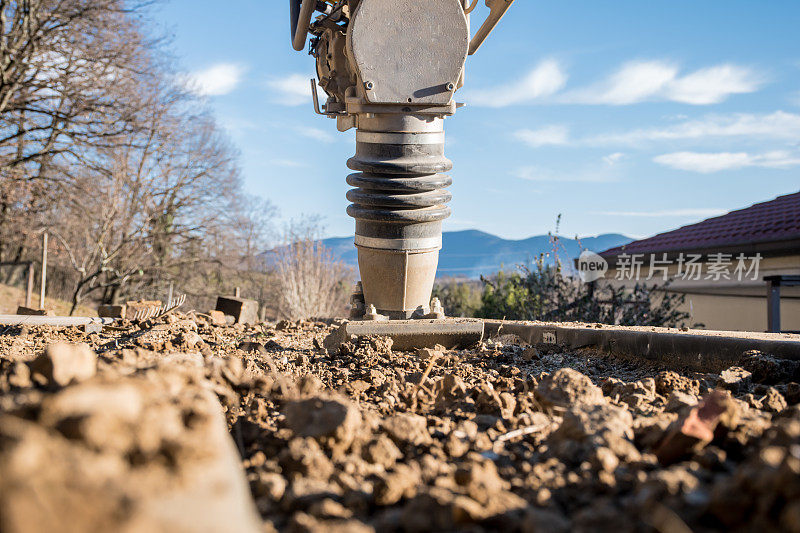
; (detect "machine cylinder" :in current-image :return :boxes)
[346,115,452,319]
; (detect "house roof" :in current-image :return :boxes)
[600,191,800,258]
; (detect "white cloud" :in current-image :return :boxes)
[185,63,246,96]
[293,125,335,143]
[514,125,569,147]
[654,150,800,173]
[465,59,567,107]
[602,152,626,166]
[667,65,764,104]
[513,165,617,183]
[266,73,326,106]
[587,111,800,146]
[568,61,678,105]
[593,208,727,218]
[564,60,763,105]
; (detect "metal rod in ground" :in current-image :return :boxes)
[0,315,114,327]
[767,278,781,333]
[39,232,48,310]
[25,262,33,308]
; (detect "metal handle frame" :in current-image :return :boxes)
[468,0,515,55]
[291,0,316,51]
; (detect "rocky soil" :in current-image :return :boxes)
[1,315,799,532]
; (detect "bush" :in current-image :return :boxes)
[432,278,482,317]
[273,219,353,320]
[474,257,691,327]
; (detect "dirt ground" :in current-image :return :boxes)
[1,314,799,532]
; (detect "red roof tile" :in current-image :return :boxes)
[600,191,800,257]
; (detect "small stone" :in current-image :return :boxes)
[215,296,258,325]
[208,310,227,326]
[416,347,442,361]
[181,330,204,349]
[30,343,97,387]
[476,383,516,419]
[435,374,467,407]
[238,341,267,355]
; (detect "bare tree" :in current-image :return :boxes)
[0,0,155,266]
[0,0,280,316]
[51,79,249,313]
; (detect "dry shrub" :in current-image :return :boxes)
[274,220,353,320]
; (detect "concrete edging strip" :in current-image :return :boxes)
[483,320,800,372]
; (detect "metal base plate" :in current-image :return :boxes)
[323,318,484,351]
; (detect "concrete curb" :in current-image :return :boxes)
[484,320,800,372]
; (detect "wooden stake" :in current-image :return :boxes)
[25,262,33,307]
[39,232,47,310]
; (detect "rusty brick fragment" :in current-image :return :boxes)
[655,390,732,465]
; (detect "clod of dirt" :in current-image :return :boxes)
[454,457,506,503]
[536,368,604,408]
[476,383,517,419]
[362,434,403,469]
[550,402,633,447]
[374,463,421,505]
[655,370,701,396]
[718,366,753,393]
[283,395,362,456]
[760,387,788,413]
[382,413,432,447]
[665,390,698,413]
[0,369,261,533]
[740,350,800,384]
[29,343,97,387]
[416,347,443,361]
[280,438,335,480]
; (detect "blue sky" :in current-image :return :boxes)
[154,0,800,240]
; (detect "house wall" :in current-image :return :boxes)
[671,291,799,332]
[604,254,800,333]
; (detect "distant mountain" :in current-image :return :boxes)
[322,230,633,279]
